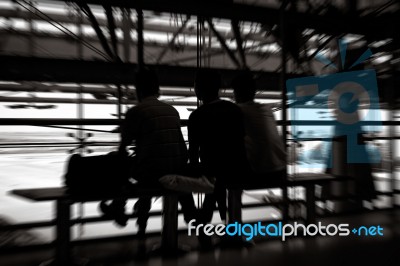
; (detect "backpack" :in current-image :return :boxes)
[64,152,134,196]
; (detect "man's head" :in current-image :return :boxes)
[194,69,221,103]
[232,71,256,103]
[135,68,160,102]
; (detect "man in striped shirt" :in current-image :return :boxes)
[101,68,195,236]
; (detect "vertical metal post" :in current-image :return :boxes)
[122,8,132,63]
[227,189,242,223]
[280,1,289,222]
[55,200,71,266]
[305,185,316,224]
[196,17,202,206]
[161,195,178,253]
[390,15,398,205]
[76,8,85,238]
[28,1,35,56]
[280,2,288,152]
[196,18,200,69]
[137,9,144,70]
[121,8,132,115]
[389,68,396,208]
[208,23,212,67]
[202,20,206,67]
[77,9,84,150]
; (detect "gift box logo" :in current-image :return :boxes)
[286,39,381,166]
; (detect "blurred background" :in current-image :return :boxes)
[0,0,399,264]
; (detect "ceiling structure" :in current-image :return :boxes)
[0,0,399,112]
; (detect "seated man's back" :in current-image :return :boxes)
[188,69,249,227]
[239,102,286,173]
[189,100,249,182]
[232,72,286,175]
[123,97,188,183]
[108,68,193,231]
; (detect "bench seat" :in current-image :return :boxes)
[11,187,177,202]
[10,186,181,266]
[226,173,339,224]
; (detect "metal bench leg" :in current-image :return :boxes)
[148,194,189,257]
[227,189,242,223]
[55,199,71,266]
[305,184,316,224]
[161,194,178,253]
[282,186,289,222]
[40,201,87,266]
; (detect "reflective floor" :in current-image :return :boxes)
[1,209,400,266]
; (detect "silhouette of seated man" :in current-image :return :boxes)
[101,68,196,237]
[188,69,250,234]
[232,71,286,187]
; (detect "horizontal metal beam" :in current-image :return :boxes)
[0,83,118,94]
[46,0,398,39]
[0,8,269,42]
[0,118,121,125]
[0,29,275,60]
[0,118,189,127]
[161,89,282,99]
[0,55,295,90]
[0,96,197,106]
[1,118,399,127]
[0,84,282,99]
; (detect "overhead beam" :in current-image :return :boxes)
[0,83,119,94]
[46,0,398,39]
[0,96,196,106]
[0,55,298,90]
[104,5,119,57]
[122,8,132,62]
[0,84,282,99]
[136,9,144,68]
[0,118,122,126]
[207,18,241,69]
[0,9,269,42]
[231,20,247,68]
[156,17,190,64]
[0,30,278,59]
[78,2,115,60]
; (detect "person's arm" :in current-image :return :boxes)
[119,108,138,155]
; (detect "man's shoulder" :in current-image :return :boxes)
[125,100,178,121]
[125,104,140,116]
[239,102,275,121]
[189,100,241,118]
[240,101,271,110]
[155,100,180,116]
[188,107,200,121]
[218,99,237,107]
[218,100,243,115]
[206,100,240,111]
[132,99,177,112]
